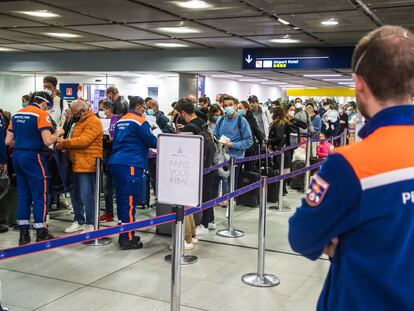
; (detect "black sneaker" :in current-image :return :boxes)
[119,238,143,250]
[118,235,140,245]
[36,228,54,242]
[19,228,31,245]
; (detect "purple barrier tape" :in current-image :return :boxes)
[268,161,323,185]
[235,149,284,165]
[203,160,230,174]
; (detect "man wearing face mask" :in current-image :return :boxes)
[248,95,272,139]
[147,99,174,133]
[106,86,128,116]
[21,95,30,108]
[43,76,69,127]
[108,96,157,250]
[289,26,414,311]
[56,100,103,234]
[293,98,314,134]
[5,92,65,245]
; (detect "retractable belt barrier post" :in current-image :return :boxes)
[304,139,312,192]
[170,205,184,311]
[82,158,111,246]
[217,158,244,238]
[242,176,280,287]
[275,151,290,212]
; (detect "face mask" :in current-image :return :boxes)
[237,109,245,116]
[288,110,295,118]
[212,115,220,121]
[146,108,155,116]
[338,108,344,114]
[225,106,234,116]
[98,111,106,119]
[347,110,354,116]
[107,97,113,105]
[44,88,53,96]
[295,103,302,109]
[22,102,28,108]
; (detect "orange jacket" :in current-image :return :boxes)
[59,111,103,173]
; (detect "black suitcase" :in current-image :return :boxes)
[236,171,261,207]
[260,167,280,203]
[155,202,174,236]
[290,160,306,191]
[137,171,150,209]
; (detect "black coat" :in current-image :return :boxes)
[244,110,265,145]
[268,121,287,150]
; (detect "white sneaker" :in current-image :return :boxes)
[192,237,199,244]
[64,221,84,234]
[81,225,95,233]
[208,222,216,230]
[184,241,194,250]
[196,225,209,236]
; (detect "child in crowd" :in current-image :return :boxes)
[317,133,334,159]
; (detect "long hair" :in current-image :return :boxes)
[270,106,289,128]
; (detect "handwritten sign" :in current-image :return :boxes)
[156,134,203,207]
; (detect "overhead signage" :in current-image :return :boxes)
[156,134,203,207]
[59,83,79,100]
[243,47,354,70]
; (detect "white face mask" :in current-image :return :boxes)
[44,88,53,96]
[98,111,106,119]
[295,103,302,109]
[288,110,295,118]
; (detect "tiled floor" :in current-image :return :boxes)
[0,188,329,310]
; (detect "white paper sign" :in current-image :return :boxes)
[156,134,203,207]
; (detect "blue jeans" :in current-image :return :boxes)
[70,173,95,225]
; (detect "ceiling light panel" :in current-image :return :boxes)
[321,18,339,26]
[173,0,212,9]
[157,26,201,34]
[154,42,188,47]
[303,74,342,77]
[269,38,300,43]
[44,32,82,38]
[17,10,60,18]
[238,78,268,82]
[210,74,243,78]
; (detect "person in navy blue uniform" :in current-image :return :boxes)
[5,92,65,245]
[108,96,157,250]
[289,26,414,311]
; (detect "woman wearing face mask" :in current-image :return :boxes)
[321,100,340,138]
[293,98,314,134]
[21,95,30,108]
[207,104,223,131]
[237,100,265,171]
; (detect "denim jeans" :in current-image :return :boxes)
[103,170,114,215]
[70,172,95,225]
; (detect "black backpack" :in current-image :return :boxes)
[185,122,216,168]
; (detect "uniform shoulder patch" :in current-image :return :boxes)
[306,173,330,207]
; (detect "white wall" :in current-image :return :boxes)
[0,73,179,114]
[204,77,282,103]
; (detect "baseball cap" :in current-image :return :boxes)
[248,95,258,102]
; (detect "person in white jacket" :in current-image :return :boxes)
[43,76,69,127]
[248,95,272,139]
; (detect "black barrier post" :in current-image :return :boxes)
[170,205,184,311]
[217,158,244,238]
[304,139,311,191]
[82,158,112,246]
[242,176,280,287]
[272,151,290,212]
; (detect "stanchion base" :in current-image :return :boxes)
[82,238,112,246]
[241,273,280,287]
[164,254,198,265]
[269,205,291,212]
[216,228,244,238]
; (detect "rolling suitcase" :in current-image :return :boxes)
[236,170,261,207]
[137,171,150,209]
[290,160,306,191]
[260,166,280,203]
[155,202,173,236]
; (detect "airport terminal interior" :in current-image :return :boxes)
[0,0,413,310]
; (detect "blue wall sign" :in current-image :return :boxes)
[59,83,79,100]
[242,47,354,70]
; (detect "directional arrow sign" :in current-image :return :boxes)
[245,54,253,63]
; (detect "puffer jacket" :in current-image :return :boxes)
[59,111,103,173]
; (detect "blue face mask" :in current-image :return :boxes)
[146,108,155,116]
[237,109,245,116]
[225,106,235,116]
[213,115,220,121]
[22,102,28,107]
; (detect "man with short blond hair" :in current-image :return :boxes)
[289,26,414,311]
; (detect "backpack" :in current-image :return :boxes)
[185,122,217,168]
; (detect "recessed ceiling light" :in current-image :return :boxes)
[239,78,268,82]
[278,18,290,25]
[210,74,243,78]
[323,78,353,81]
[269,38,300,43]
[293,27,300,30]
[321,18,338,26]
[338,82,355,85]
[155,42,188,48]
[0,47,15,52]
[174,0,212,9]
[303,74,342,77]
[281,84,304,88]
[157,26,201,34]
[261,81,288,85]
[17,10,60,18]
[44,32,81,38]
